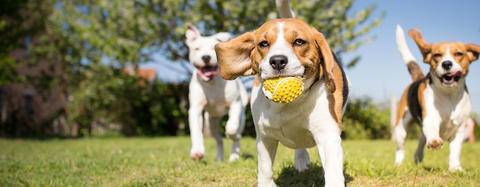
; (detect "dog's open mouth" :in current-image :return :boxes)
[197,65,218,80]
[440,71,462,85]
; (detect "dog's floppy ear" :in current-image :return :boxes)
[213,32,232,42]
[313,30,345,123]
[408,29,432,63]
[215,32,255,80]
[185,24,201,46]
[466,43,480,63]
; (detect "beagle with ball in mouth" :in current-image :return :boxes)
[215,18,349,186]
[393,25,480,171]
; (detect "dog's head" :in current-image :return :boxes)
[215,18,346,122]
[409,29,480,87]
[185,24,231,81]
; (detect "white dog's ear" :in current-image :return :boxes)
[186,24,201,46]
[214,32,232,42]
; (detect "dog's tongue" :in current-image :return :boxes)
[198,66,218,80]
[444,71,462,83]
[452,71,462,81]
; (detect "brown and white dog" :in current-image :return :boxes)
[393,25,480,171]
[215,18,348,186]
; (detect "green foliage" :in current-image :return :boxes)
[0,56,17,85]
[343,97,391,139]
[54,0,382,64]
[0,0,53,85]
[66,65,188,136]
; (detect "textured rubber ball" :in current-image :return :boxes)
[262,76,304,103]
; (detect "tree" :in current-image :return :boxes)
[1,0,383,137]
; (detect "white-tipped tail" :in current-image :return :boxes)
[276,0,295,18]
[396,25,416,64]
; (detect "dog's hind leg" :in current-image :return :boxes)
[295,149,310,172]
[206,112,224,161]
[225,101,245,162]
[393,113,410,166]
[414,132,426,164]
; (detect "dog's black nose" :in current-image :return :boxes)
[442,60,453,70]
[269,55,288,70]
[202,55,211,64]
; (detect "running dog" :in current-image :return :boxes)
[185,25,248,162]
[215,18,349,186]
[392,25,479,171]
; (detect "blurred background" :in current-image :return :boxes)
[0,0,478,140]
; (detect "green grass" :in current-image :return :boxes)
[0,137,479,186]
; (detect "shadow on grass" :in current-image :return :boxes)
[422,166,441,172]
[241,152,254,160]
[275,163,353,186]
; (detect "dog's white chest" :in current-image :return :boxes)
[251,82,336,149]
[195,76,243,117]
[425,85,471,140]
[257,110,316,148]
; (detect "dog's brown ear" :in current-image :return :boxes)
[466,43,480,62]
[408,29,432,63]
[215,32,255,80]
[313,30,345,124]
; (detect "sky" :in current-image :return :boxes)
[143,0,480,113]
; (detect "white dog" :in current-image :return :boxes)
[185,25,248,162]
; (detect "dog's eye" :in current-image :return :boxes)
[194,47,200,51]
[294,39,306,46]
[454,52,464,57]
[433,53,442,59]
[258,41,269,48]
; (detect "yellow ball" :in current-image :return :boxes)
[262,76,304,103]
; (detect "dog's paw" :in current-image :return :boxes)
[295,163,309,172]
[228,153,240,162]
[190,152,204,160]
[427,138,443,149]
[449,166,464,172]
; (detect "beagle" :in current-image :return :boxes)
[393,25,480,171]
[185,25,249,162]
[215,18,348,186]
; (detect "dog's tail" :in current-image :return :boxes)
[276,0,295,18]
[396,25,424,81]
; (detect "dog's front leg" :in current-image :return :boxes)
[422,112,443,149]
[313,129,345,187]
[449,125,466,171]
[256,136,278,187]
[189,106,205,160]
[226,101,245,162]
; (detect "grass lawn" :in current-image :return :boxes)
[0,137,479,186]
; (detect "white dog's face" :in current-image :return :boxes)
[185,25,231,81]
